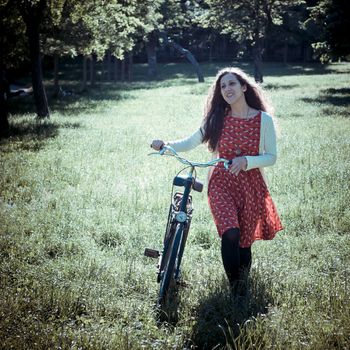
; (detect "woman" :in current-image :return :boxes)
[151,67,283,292]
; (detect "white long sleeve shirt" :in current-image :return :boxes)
[167,111,277,181]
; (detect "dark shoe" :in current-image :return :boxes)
[230,279,247,297]
[236,279,248,297]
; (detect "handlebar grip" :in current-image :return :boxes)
[150,142,165,150]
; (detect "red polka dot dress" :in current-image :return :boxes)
[208,111,283,248]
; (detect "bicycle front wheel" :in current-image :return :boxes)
[158,223,183,305]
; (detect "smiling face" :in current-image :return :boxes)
[220,73,247,105]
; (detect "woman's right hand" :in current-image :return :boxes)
[151,139,165,150]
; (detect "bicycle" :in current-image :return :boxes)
[144,145,231,308]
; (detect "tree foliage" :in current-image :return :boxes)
[198,0,305,81]
[41,0,143,60]
[305,0,350,63]
[0,2,28,69]
[200,0,305,51]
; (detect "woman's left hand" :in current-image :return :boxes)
[228,157,247,176]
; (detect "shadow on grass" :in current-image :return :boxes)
[6,72,203,118]
[301,87,350,110]
[53,59,228,83]
[0,119,82,152]
[262,63,350,77]
[7,87,134,117]
[154,62,350,79]
[7,62,349,119]
[156,286,181,326]
[145,62,348,81]
[264,83,299,90]
[189,276,273,349]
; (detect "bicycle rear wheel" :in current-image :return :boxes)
[158,223,183,306]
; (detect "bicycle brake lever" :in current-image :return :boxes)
[147,148,167,156]
[147,151,162,156]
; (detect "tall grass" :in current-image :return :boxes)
[1,62,349,349]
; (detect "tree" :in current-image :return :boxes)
[135,0,205,82]
[2,0,70,118]
[1,0,147,123]
[305,0,350,63]
[26,0,141,97]
[0,12,9,134]
[0,0,28,133]
[133,0,162,78]
[159,0,205,82]
[41,0,78,96]
[263,3,310,63]
[66,0,142,87]
[102,0,142,82]
[200,0,304,82]
[160,32,204,82]
[19,0,50,117]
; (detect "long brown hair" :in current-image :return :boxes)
[202,67,274,151]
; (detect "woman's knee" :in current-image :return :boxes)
[222,227,240,245]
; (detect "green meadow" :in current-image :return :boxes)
[1,62,349,349]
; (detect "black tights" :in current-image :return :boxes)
[221,228,252,285]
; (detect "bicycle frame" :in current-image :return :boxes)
[145,145,231,306]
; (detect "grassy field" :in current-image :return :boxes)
[1,61,350,349]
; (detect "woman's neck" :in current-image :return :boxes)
[230,101,250,119]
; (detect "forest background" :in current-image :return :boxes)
[1,0,349,128]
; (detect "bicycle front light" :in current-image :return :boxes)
[175,211,187,223]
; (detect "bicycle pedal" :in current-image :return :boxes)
[144,248,160,258]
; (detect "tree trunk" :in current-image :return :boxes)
[27,23,50,117]
[172,41,205,82]
[283,41,288,64]
[160,32,204,83]
[0,69,9,136]
[0,9,9,135]
[106,50,112,81]
[303,43,312,63]
[121,59,125,82]
[114,57,119,82]
[221,36,227,59]
[127,52,133,82]
[146,33,157,79]
[53,53,60,97]
[209,40,213,62]
[253,40,263,83]
[89,55,95,86]
[81,55,88,91]
[22,0,50,118]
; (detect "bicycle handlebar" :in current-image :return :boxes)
[149,145,232,170]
